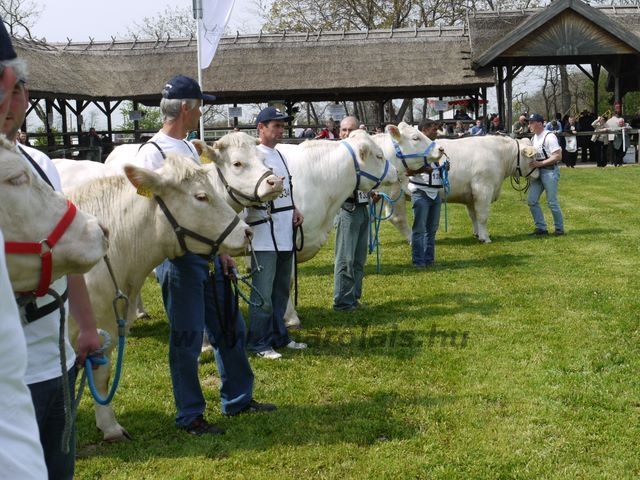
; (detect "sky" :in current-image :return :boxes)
[30,0,262,42]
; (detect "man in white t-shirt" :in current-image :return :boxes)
[135,75,276,435]
[526,113,565,236]
[245,106,306,359]
[2,57,101,480]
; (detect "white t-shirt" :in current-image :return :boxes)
[531,131,561,162]
[244,144,295,251]
[133,131,200,170]
[0,229,48,479]
[20,145,75,385]
[407,161,444,200]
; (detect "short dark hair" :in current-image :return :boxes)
[419,119,438,131]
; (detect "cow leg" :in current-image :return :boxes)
[92,358,131,441]
[384,181,411,243]
[135,294,150,319]
[387,197,412,244]
[472,198,492,243]
[284,296,301,329]
[465,204,480,238]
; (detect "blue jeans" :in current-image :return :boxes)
[29,365,77,480]
[411,190,441,266]
[527,166,564,232]
[156,254,254,423]
[333,204,369,310]
[246,250,293,352]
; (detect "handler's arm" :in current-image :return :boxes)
[68,274,102,367]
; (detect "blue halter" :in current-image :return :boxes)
[341,140,391,191]
[392,139,437,170]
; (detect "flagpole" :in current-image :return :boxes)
[193,0,205,140]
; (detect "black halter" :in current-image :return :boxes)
[154,195,241,257]
[216,167,275,206]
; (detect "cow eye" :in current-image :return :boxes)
[8,171,29,186]
[232,161,242,168]
[195,192,208,202]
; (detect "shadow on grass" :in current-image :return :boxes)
[76,391,452,461]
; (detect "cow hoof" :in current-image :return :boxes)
[136,310,150,320]
[285,319,301,330]
[104,428,133,442]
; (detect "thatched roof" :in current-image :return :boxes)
[469,1,640,68]
[12,0,640,107]
[14,27,494,106]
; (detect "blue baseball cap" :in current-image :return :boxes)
[0,20,17,61]
[162,75,216,102]
[256,106,292,126]
[527,113,544,123]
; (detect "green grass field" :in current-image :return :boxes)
[75,165,640,479]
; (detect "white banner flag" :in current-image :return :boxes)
[199,0,236,69]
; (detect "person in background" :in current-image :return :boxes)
[245,106,307,358]
[470,118,486,136]
[512,115,529,136]
[406,119,443,268]
[135,75,276,435]
[591,112,609,167]
[611,117,629,167]
[315,118,337,139]
[333,115,377,311]
[526,113,565,237]
[563,116,578,168]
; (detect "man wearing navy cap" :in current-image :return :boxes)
[135,76,276,436]
[245,106,306,359]
[526,113,565,236]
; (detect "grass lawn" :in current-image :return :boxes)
[75,164,640,479]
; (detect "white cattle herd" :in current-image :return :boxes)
[2,123,541,442]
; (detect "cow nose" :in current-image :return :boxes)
[100,223,110,239]
[268,175,285,186]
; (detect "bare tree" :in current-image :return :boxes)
[126,6,195,40]
[1,0,40,38]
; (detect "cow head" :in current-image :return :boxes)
[192,132,284,211]
[123,155,251,257]
[380,122,444,173]
[515,137,540,180]
[346,129,398,190]
[0,139,107,292]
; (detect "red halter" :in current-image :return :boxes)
[4,199,78,297]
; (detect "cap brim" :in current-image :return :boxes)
[202,93,217,102]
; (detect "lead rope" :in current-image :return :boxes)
[368,189,403,273]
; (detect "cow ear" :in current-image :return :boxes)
[197,142,217,165]
[358,143,371,164]
[191,140,205,155]
[387,124,401,141]
[123,164,163,197]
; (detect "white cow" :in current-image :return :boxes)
[280,124,443,328]
[277,129,397,263]
[57,132,284,319]
[386,135,537,243]
[68,155,252,441]
[0,139,107,292]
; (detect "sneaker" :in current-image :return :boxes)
[226,399,277,417]
[182,416,224,436]
[528,228,549,236]
[553,230,565,236]
[286,340,307,350]
[256,349,282,359]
